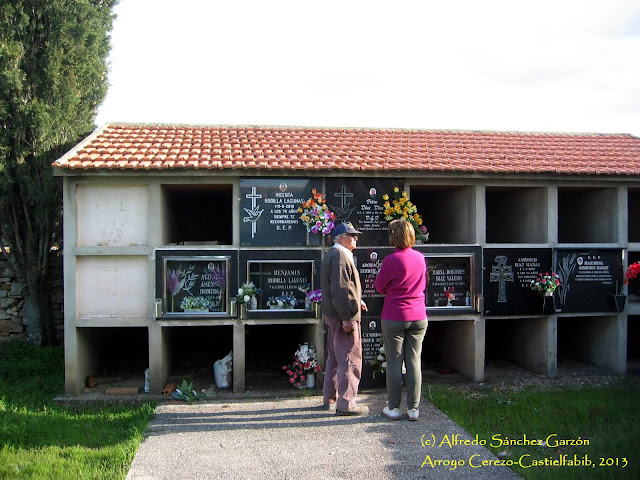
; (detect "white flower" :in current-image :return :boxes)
[377,354,385,362]
[381,362,387,369]
[243,295,250,303]
[379,346,385,354]
[238,288,243,295]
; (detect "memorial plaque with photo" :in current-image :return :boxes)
[161,256,231,317]
[247,260,315,311]
[360,318,386,388]
[355,247,394,318]
[325,178,402,246]
[483,248,552,316]
[427,255,473,310]
[555,249,623,313]
[240,178,318,246]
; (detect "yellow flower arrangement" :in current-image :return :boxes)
[383,187,428,242]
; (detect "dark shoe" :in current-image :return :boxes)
[336,404,369,416]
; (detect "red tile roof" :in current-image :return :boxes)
[52,123,640,176]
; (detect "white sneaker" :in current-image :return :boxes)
[408,408,419,421]
[383,406,401,420]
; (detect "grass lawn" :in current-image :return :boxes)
[0,341,155,480]
[426,376,640,479]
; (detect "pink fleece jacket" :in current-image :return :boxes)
[374,247,428,321]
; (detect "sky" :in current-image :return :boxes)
[96,0,640,137]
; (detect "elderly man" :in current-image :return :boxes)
[321,222,369,416]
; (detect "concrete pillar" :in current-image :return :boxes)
[233,321,246,393]
[148,323,169,393]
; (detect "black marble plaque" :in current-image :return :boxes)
[360,317,386,388]
[555,249,623,313]
[355,247,394,318]
[483,248,553,316]
[156,250,236,317]
[427,255,474,310]
[248,260,314,310]
[325,178,403,246]
[240,178,318,246]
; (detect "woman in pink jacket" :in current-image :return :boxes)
[374,219,428,421]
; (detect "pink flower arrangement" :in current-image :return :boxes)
[530,272,561,295]
[282,343,322,387]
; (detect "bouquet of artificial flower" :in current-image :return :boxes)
[306,289,322,304]
[370,342,386,378]
[382,187,428,242]
[530,272,561,295]
[237,282,259,305]
[624,262,640,284]
[268,293,297,308]
[299,188,336,235]
[282,343,322,387]
[180,296,211,311]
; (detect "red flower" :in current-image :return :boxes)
[625,262,640,284]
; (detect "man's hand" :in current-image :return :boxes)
[342,320,356,334]
[360,300,368,313]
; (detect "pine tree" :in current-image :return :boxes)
[0,0,118,345]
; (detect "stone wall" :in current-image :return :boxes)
[0,256,64,342]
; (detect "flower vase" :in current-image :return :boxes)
[542,294,555,315]
[239,303,247,319]
[305,300,311,310]
[612,294,627,312]
[313,303,320,319]
[306,232,320,247]
[250,295,257,310]
[306,372,316,389]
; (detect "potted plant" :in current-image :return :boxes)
[530,272,561,314]
[382,187,428,243]
[305,289,322,317]
[282,343,322,388]
[298,188,336,245]
[180,296,211,313]
[268,293,297,309]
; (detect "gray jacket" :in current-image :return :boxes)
[320,246,362,323]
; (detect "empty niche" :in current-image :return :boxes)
[163,184,233,245]
[78,327,149,381]
[165,326,233,378]
[629,189,640,242]
[486,187,547,243]
[410,185,475,244]
[558,187,617,243]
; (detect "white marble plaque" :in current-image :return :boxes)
[76,185,149,246]
[77,256,149,317]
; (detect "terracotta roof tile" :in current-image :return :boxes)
[51,123,640,175]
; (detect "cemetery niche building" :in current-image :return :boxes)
[53,124,640,395]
